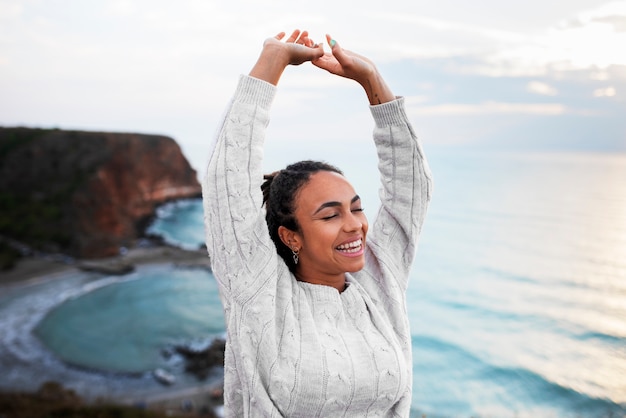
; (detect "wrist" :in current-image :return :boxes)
[359,71,395,105]
[260,43,291,67]
[249,44,290,86]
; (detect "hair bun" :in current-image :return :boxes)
[261,170,281,207]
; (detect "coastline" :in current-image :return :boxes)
[0,243,224,416]
[0,242,211,287]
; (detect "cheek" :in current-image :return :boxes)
[300,223,334,247]
[317,224,341,246]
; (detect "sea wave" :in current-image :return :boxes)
[412,334,626,417]
[147,198,205,250]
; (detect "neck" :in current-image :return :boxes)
[295,271,347,293]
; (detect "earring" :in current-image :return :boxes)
[291,248,299,265]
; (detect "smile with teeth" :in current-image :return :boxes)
[336,239,363,253]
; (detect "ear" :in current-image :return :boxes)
[278,225,300,250]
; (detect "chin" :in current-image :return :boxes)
[346,259,366,273]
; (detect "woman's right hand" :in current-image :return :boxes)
[264,30,324,66]
[249,29,324,85]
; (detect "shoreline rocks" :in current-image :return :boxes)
[78,259,136,275]
[173,339,226,381]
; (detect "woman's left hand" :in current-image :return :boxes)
[312,34,395,105]
[312,34,376,84]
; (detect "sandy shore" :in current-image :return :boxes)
[0,244,224,416]
[0,243,211,286]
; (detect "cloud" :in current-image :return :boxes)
[594,86,617,97]
[591,15,626,32]
[358,2,626,81]
[417,1,626,79]
[370,12,526,44]
[527,81,558,96]
[104,0,137,17]
[408,101,567,116]
[0,2,21,20]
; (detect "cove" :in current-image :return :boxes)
[34,264,225,374]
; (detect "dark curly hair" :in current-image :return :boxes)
[261,160,343,272]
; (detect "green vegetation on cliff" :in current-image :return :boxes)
[0,126,201,264]
[0,188,73,251]
[0,128,88,267]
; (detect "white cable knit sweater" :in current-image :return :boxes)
[203,75,432,417]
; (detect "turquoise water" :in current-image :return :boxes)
[16,150,626,417]
[146,200,206,251]
[33,265,224,373]
[408,151,626,417]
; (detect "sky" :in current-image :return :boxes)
[1,0,625,173]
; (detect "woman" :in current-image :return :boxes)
[203,29,432,417]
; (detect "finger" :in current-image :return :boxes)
[301,33,315,48]
[311,54,327,68]
[306,34,320,48]
[326,34,336,49]
[296,30,309,45]
[274,31,286,41]
[312,43,325,58]
[286,29,301,43]
[311,52,337,71]
[326,34,349,65]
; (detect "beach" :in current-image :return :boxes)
[0,243,224,417]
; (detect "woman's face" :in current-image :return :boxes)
[289,170,369,285]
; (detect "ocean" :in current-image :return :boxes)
[1,149,625,417]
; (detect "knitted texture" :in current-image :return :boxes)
[203,75,432,417]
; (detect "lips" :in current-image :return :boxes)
[336,238,363,254]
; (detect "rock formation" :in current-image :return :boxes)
[0,127,201,258]
[173,338,226,381]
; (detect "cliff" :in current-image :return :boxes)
[0,127,201,258]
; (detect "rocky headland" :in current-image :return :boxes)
[0,127,201,262]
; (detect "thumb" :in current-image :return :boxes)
[326,34,350,66]
[326,34,340,51]
[326,34,341,54]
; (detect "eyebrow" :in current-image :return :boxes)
[313,195,361,215]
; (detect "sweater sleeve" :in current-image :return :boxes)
[366,97,433,291]
[202,75,280,303]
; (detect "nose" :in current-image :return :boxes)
[344,211,363,232]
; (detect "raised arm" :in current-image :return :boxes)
[203,30,324,300]
[314,35,433,289]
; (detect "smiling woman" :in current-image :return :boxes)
[202,29,432,417]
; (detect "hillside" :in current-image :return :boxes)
[0,127,201,262]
